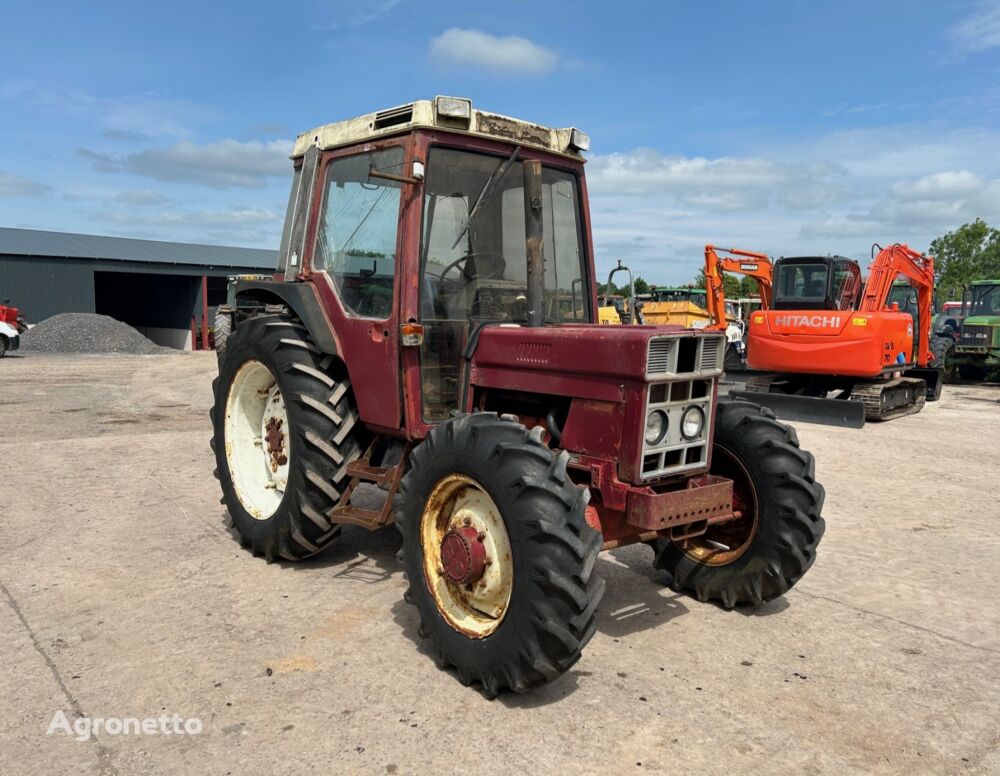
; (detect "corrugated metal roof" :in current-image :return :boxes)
[0,227,277,269]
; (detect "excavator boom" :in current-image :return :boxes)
[704,244,773,332]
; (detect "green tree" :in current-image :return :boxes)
[634,276,650,295]
[929,219,1000,299]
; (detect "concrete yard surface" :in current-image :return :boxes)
[1,352,999,775]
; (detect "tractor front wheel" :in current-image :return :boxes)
[654,400,825,609]
[396,413,604,697]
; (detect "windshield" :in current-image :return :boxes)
[971,284,1000,315]
[420,147,587,324]
[775,263,829,303]
[417,146,588,421]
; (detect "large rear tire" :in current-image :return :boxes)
[931,336,955,385]
[210,314,362,561]
[653,400,825,609]
[214,310,232,355]
[396,413,604,697]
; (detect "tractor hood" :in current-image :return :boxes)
[469,323,723,403]
[962,315,1000,327]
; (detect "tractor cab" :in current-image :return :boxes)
[771,256,862,312]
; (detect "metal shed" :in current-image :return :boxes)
[0,227,277,349]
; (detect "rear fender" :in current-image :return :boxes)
[233,279,340,356]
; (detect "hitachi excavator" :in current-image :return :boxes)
[703,245,774,369]
[733,244,944,427]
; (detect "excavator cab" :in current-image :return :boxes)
[772,257,862,312]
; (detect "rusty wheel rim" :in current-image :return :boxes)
[420,474,513,639]
[677,445,758,566]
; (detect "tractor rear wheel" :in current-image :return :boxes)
[210,314,362,561]
[214,309,232,355]
[653,400,825,609]
[396,413,604,697]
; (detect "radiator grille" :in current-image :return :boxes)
[700,337,723,372]
[647,338,673,375]
[960,325,992,347]
[646,333,725,378]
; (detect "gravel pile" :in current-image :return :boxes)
[22,313,174,354]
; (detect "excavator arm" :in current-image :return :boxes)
[859,244,935,367]
[704,244,773,332]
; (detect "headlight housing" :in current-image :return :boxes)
[644,410,668,445]
[681,405,705,440]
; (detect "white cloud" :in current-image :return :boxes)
[890,170,984,201]
[585,127,1000,284]
[80,139,294,189]
[1,80,218,139]
[948,1,1000,54]
[587,149,847,212]
[114,189,174,206]
[429,28,560,74]
[99,206,281,228]
[0,171,51,197]
[320,0,402,29]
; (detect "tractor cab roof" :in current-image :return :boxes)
[971,279,1000,286]
[292,97,590,160]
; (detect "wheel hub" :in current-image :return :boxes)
[420,474,513,638]
[440,525,487,585]
[263,415,287,473]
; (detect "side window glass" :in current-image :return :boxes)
[315,147,404,318]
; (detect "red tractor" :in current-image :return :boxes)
[211,98,826,696]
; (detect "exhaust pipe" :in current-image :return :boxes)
[523,159,544,328]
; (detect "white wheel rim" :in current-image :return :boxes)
[224,359,290,520]
[420,474,513,639]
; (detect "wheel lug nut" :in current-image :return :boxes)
[462,516,472,526]
[477,531,486,541]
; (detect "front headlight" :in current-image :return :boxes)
[681,405,705,440]
[645,410,668,445]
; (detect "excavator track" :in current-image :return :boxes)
[852,377,926,421]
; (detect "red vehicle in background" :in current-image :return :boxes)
[0,300,27,357]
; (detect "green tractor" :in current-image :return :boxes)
[952,280,1000,381]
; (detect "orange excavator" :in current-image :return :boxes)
[703,245,774,369]
[732,243,944,426]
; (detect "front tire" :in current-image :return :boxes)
[654,400,825,609]
[396,413,604,697]
[210,314,362,561]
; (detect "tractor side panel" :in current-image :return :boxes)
[559,400,625,460]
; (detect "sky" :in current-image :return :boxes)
[2,0,1000,284]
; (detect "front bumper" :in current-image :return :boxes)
[627,474,735,535]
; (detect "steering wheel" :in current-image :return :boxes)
[435,252,507,281]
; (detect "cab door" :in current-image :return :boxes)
[304,141,408,430]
